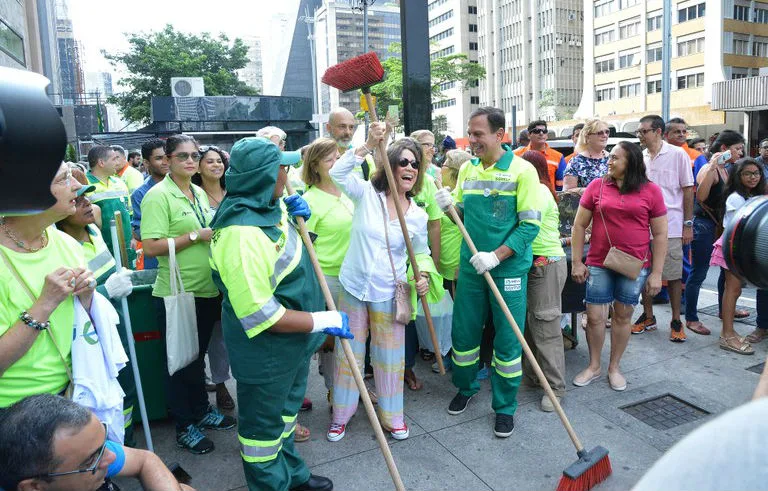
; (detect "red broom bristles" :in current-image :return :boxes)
[556,455,612,491]
[321,52,385,92]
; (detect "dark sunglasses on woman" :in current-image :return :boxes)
[397,158,419,170]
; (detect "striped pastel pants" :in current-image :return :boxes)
[332,289,405,430]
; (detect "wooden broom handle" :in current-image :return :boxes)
[364,92,445,375]
[285,182,406,491]
[435,181,585,452]
[114,211,128,267]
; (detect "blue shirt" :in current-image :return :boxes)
[131,176,160,269]
[105,440,126,478]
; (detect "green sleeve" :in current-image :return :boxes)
[139,191,170,240]
[408,253,446,319]
[503,165,542,256]
[421,179,443,221]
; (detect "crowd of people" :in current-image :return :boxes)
[1,103,766,491]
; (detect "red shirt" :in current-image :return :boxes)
[580,178,667,268]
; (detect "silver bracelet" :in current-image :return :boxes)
[20,311,49,331]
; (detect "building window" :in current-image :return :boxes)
[647,80,662,94]
[430,45,455,60]
[755,7,768,23]
[678,2,705,22]
[677,72,704,89]
[595,58,615,73]
[468,24,478,33]
[0,20,25,65]
[429,10,453,28]
[754,40,768,57]
[733,5,750,21]
[595,86,615,101]
[433,98,456,109]
[647,43,663,62]
[469,41,478,50]
[620,0,640,7]
[430,28,454,43]
[438,81,456,91]
[468,6,477,14]
[470,96,480,104]
[733,38,750,55]
[428,0,449,11]
[594,29,615,46]
[618,51,639,68]
[647,13,662,31]
[677,37,704,56]
[619,81,641,98]
[594,0,617,17]
[618,18,641,40]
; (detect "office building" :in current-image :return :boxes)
[574,0,764,137]
[237,35,264,93]
[84,71,113,98]
[56,0,84,104]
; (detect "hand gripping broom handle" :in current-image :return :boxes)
[364,91,445,375]
[285,182,406,491]
[435,184,586,453]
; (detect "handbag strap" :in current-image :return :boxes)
[0,246,74,384]
[377,193,400,285]
[167,238,185,295]
[598,178,647,260]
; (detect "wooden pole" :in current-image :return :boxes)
[285,182,406,491]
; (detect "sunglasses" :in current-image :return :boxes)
[38,422,109,479]
[170,152,201,162]
[397,158,419,170]
[198,145,220,154]
[529,128,548,135]
[589,130,610,137]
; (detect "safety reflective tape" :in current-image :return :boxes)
[282,420,296,439]
[462,180,518,192]
[88,248,116,276]
[270,226,299,289]
[239,434,283,463]
[239,296,282,331]
[452,346,480,366]
[518,210,542,221]
[123,406,133,428]
[89,190,126,202]
[491,355,522,378]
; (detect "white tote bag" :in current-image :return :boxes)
[165,238,199,376]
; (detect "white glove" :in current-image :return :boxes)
[310,311,354,339]
[470,251,500,275]
[104,268,133,299]
[435,187,454,212]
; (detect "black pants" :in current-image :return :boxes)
[155,296,221,432]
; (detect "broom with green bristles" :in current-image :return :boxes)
[323,51,612,491]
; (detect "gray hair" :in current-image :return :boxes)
[110,145,127,158]
[0,394,92,489]
[256,126,286,140]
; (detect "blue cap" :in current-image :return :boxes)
[281,151,301,167]
[442,135,457,150]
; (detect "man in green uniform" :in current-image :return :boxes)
[210,137,353,491]
[436,106,543,438]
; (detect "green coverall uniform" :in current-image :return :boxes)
[451,149,543,416]
[209,138,324,491]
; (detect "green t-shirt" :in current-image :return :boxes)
[120,165,145,193]
[303,186,354,276]
[140,175,218,298]
[438,214,462,280]
[0,228,84,407]
[414,177,443,222]
[531,183,565,257]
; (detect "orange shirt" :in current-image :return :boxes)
[514,143,566,192]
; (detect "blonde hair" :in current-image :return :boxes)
[442,149,472,189]
[410,129,435,143]
[575,119,609,154]
[301,138,339,187]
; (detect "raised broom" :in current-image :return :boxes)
[432,178,612,491]
[285,182,405,491]
[321,52,445,375]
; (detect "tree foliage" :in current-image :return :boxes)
[104,25,258,125]
[370,43,487,122]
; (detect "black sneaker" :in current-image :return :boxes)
[447,392,473,415]
[494,413,515,438]
[197,405,237,430]
[177,424,214,454]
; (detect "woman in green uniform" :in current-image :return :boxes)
[210,137,352,491]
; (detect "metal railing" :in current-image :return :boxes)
[712,75,768,111]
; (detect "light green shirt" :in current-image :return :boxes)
[531,183,565,257]
[140,175,218,298]
[303,186,354,276]
[120,165,145,193]
[438,214,462,280]
[414,177,443,221]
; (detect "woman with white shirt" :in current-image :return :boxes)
[327,123,430,442]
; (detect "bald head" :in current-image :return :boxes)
[326,108,357,149]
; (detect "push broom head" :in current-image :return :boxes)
[556,446,612,491]
[321,51,385,93]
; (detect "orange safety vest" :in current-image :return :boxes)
[514,143,564,192]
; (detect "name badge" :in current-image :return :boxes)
[504,278,522,292]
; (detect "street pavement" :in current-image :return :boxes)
[115,270,765,491]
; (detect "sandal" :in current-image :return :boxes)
[719,335,755,355]
[746,328,768,344]
[294,423,311,443]
[420,349,436,362]
[686,321,711,336]
[404,368,423,391]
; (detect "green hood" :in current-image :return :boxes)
[211,137,282,236]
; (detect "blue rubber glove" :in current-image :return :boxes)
[310,311,354,339]
[284,194,311,221]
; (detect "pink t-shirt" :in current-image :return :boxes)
[643,141,694,238]
[580,178,667,268]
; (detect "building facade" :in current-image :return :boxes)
[55,0,84,105]
[575,0,765,138]
[476,0,584,131]
[427,0,481,136]
[84,71,113,98]
[237,35,264,93]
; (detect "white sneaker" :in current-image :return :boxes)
[390,423,409,440]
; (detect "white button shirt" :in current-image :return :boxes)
[330,149,430,302]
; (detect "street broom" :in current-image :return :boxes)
[322,51,445,375]
[285,182,406,491]
[432,182,612,491]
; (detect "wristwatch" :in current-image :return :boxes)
[189,231,199,242]
[683,219,694,227]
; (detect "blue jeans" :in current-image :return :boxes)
[686,217,722,321]
[757,289,768,330]
[585,266,650,306]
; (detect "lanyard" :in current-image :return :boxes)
[188,189,208,228]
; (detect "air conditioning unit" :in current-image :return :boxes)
[171,77,205,97]
[556,38,564,45]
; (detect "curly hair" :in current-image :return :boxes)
[370,138,425,198]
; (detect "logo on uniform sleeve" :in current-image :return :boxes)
[504,278,522,292]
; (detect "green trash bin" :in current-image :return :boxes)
[127,269,167,422]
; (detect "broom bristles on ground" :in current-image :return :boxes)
[321,52,385,92]
[556,453,612,491]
